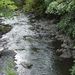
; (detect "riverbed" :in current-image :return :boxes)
[0,13,73,75]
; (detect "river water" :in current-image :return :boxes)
[0,13,72,75]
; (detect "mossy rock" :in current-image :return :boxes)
[0,24,12,35]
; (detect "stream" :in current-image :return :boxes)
[0,13,73,75]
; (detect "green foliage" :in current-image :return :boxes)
[0,0,17,17]
[44,0,75,38]
[58,12,75,38]
[23,0,34,12]
[0,0,17,10]
[23,0,45,15]
[44,0,53,6]
[23,0,75,16]
[6,68,16,75]
[4,58,17,75]
[45,1,75,74]
[46,0,75,15]
[70,61,75,75]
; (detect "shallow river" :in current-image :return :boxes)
[0,13,72,75]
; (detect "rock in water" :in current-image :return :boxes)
[0,24,12,36]
[0,47,4,55]
[20,62,33,69]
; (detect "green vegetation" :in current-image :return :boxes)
[46,0,75,38]
[0,0,17,17]
[6,69,16,75]
[23,0,46,15]
[5,60,16,75]
[70,64,75,75]
[0,0,75,38]
[23,0,75,38]
[1,58,17,75]
[46,0,75,15]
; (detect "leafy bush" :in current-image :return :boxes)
[23,0,45,15]
[70,61,75,75]
[46,0,75,15]
[58,11,75,38]
[44,0,53,6]
[0,0,17,17]
[45,0,75,38]
[23,0,35,12]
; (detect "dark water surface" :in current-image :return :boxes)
[0,13,72,75]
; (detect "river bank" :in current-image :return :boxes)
[0,20,17,75]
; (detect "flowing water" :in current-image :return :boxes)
[0,13,72,75]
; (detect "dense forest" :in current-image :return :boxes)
[0,0,75,75]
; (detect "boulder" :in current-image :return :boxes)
[0,24,12,37]
[20,62,33,69]
[56,49,63,56]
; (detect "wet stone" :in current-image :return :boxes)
[0,24,12,36]
[0,72,5,75]
[21,62,33,69]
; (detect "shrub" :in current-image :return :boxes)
[70,61,75,75]
[23,0,45,15]
[46,0,75,15]
[44,0,53,6]
[45,0,75,38]
[58,11,75,38]
[0,0,17,17]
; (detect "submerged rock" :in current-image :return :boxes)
[0,24,12,37]
[20,62,33,69]
[56,49,63,56]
